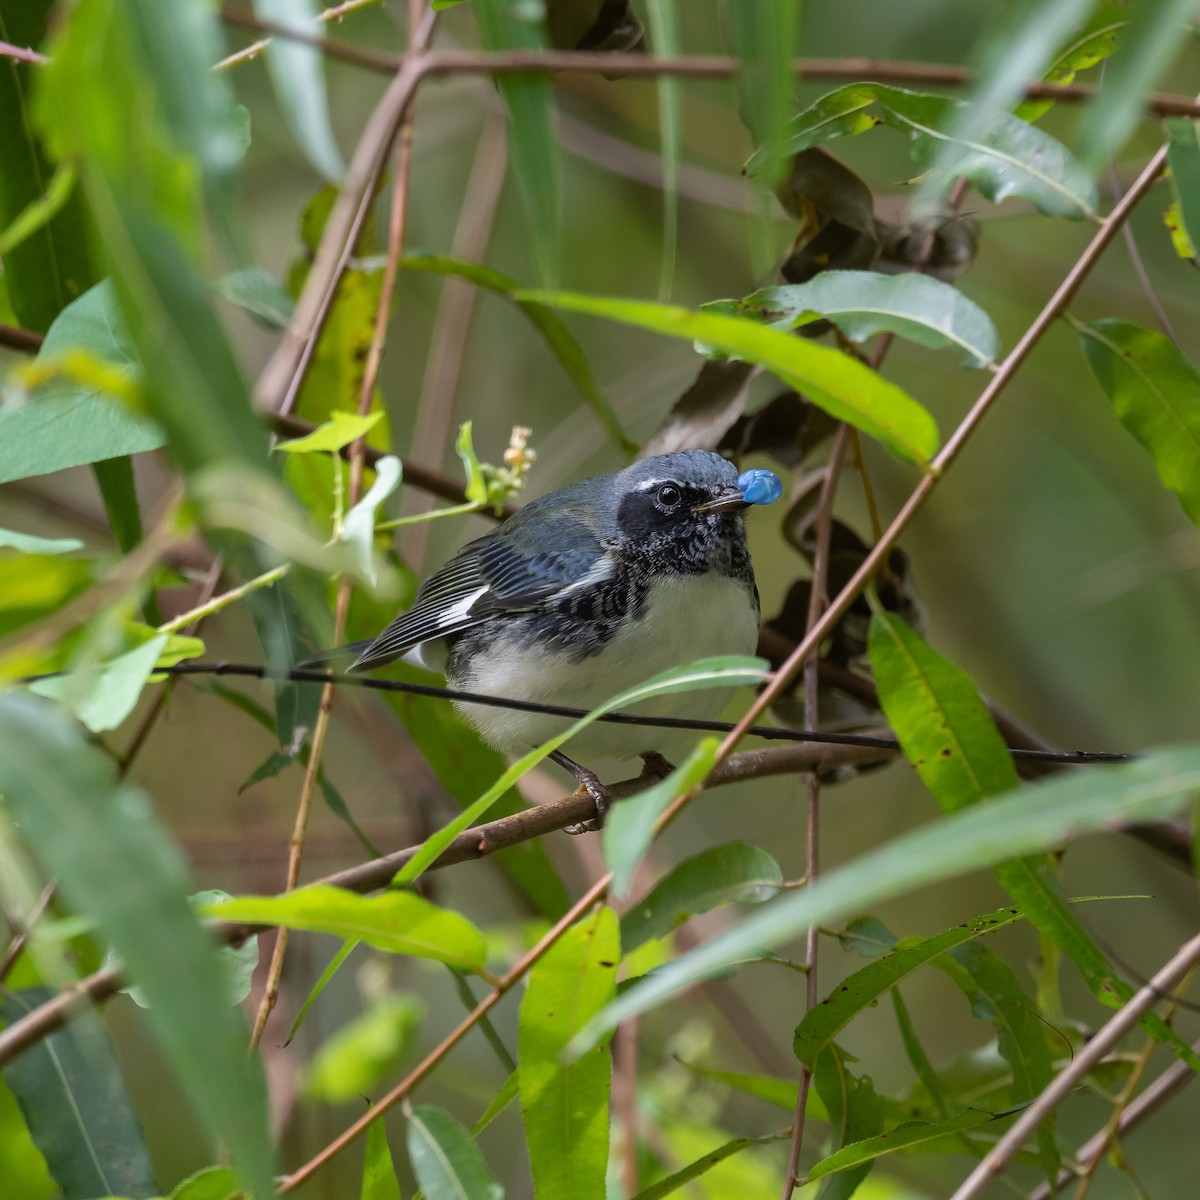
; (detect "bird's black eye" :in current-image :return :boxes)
[656,483,682,509]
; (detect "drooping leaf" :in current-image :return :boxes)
[570,743,1200,1054]
[621,842,783,949]
[704,272,1000,369]
[0,988,158,1200]
[0,694,275,1200]
[474,0,560,285]
[1079,319,1200,527]
[304,994,424,1103]
[91,454,145,556]
[0,280,162,485]
[748,83,1098,220]
[361,1119,403,1200]
[1075,0,1197,171]
[473,1071,519,1136]
[341,455,402,586]
[632,1130,790,1200]
[251,0,345,184]
[516,291,940,467]
[811,1043,885,1200]
[206,886,490,974]
[806,1109,1000,1183]
[935,940,1058,1182]
[645,0,681,298]
[519,906,618,1200]
[275,410,384,455]
[792,905,1023,1066]
[402,255,635,453]
[392,656,768,888]
[0,2,100,334]
[406,1104,503,1200]
[604,740,721,899]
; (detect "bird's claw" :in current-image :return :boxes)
[564,772,609,835]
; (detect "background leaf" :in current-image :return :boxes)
[0,695,274,1200]
[407,1104,503,1200]
[750,83,1098,220]
[1079,319,1200,526]
[0,988,158,1200]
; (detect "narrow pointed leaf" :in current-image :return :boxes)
[812,1044,885,1200]
[605,739,720,898]
[406,1104,503,1200]
[1166,116,1200,260]
[0,694,275,1200]
[632,1131,789,1200]
[570,744,1200,1055]
[516,291,939,466]
[793,905,1022,1066]
[252,0,345,183]
[361,1119,402,1200]
[206,886,489,974]
[1016,2,1127,121]
[621,842,783,949]
[806,1109,999,1182]
[1079,319,1200,526]
[706,272,1000,368]
[519,906,618,1200]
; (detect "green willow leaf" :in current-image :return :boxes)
[407,1104,503,1200]
[1165,117,1200,263]
[806,1109,999,1183]
[605,740,720,899]
[516,291,939,467]
[402,255,635,454]
[519,906,618,1200]
[812,1043,885,1200]
[251,0,345,184]
[0,988,157,1200]
[0,280,163,486]
[793,905,1022,1067]
[474,0,559,285]
[621,842,783,949]
[1079,319,1200,526]
[0,694,275,1200]
[748,83,1098,220]
[0,2,100,334]
[704,271,1000,369]
[304,994,424,1103]
[361,1119,402,1200]
[632,1131,789,1200]
[206,886,489,974]
[571,744,1200,1056]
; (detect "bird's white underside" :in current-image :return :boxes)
[448,572,759,769]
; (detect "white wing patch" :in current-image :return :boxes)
[435,584,489,628]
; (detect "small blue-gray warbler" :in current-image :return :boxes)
[348,450,780,820]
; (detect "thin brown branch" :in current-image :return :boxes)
[1025,1034,1200,1200]
[949,930,1200,1200]
[214,0,382,72]
[783,422,851,1199]
[0,322,45,353]
[0,39,47,66]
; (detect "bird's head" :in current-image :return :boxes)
[603,450,770,571]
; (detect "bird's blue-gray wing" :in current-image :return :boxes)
[351,522,606,671]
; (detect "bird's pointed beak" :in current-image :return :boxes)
[693,483,750,514]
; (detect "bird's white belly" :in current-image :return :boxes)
[452,573,759,768]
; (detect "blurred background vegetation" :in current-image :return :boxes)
[3,1,1200,1197]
